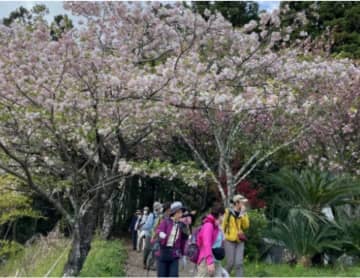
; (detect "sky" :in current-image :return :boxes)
[0,1,280,23]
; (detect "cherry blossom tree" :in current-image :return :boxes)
[150,8,360,206]
[0,2,359,275]
[298,68,360,175]
[0,2,211,275]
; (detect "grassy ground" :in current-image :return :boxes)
[242,261,360,277]
[0,236,127,277]
[80,238,127,277]
[0,237,70,277]
[2,235,359,277]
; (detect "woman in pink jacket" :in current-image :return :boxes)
[196,203,226,277]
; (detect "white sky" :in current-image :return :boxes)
[0,1,280,24]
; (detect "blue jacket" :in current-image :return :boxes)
[142,212,155,231]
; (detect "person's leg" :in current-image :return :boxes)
[234,242,245,277]
[143,236,151,267]
[156,258,160,277]
[132,230,137,250]
[137,231,141,251]
[224,240,235,275]
[158,259,169,277]
[138,231,146,251]
[168,259,179,277]
[152,254,158,271]
[214,261,223,277]
[196,260,208,277]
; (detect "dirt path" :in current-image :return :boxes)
[124,242,196,277]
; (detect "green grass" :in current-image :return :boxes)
[0,237,127,277]
[0,237,70,277]
[79,238,127,277]
[242,261,360,277]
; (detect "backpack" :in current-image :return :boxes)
[184,226,202,263]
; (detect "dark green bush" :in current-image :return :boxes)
[245,209,268,261]
[0,240,23,265]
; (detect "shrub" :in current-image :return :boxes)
[265,215,346,267]
[245,209,268,261]
[0,240,23,265]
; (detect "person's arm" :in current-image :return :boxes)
[202,222,215,266]
[156,219,168,243]
[179,222,189,254]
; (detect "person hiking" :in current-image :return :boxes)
[134,210,143,251]
[145,202,172,273]
[129,209,141,251]
[137,206,150,251]
[180,210,192,235]
[222,194,250,277]
[196,203,226,277]
[179,208,198,270]
[155,201,188,277]
[143,202,162,269]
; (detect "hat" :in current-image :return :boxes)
[136,209,141,214]
[153,201,162,211]
[232,194,248,203]
[170,201,186,216]
[144,206,150,211]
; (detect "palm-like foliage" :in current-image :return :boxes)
[264,168,359,265]
[333,206,360,256]
[266,215,346,266]
[268,168,360,219]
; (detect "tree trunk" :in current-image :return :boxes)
[225,169,236,207]
[63,204,98,276]
[101,178,126,239]
[298,255,312,267]
[101,191,116,240]
[12,220,17,241]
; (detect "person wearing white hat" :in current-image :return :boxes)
[222,194,250,277]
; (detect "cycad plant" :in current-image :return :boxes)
[266,215,346,267]
[268,168,360,224]
[265,168,359,265]
[333,206,360,256]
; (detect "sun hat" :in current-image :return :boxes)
[232,194,248,203]
[170,201,186,216]
[153,201,162,211]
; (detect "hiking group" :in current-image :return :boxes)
[129,194,250,277]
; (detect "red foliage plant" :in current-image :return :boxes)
[219,175,265,209]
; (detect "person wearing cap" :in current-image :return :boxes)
[222,194,250,277]
[143,202,163,269]
[145,202,172,272]
[152,202,171,238]
[155,201,188,277]
[137,206,150,252]
[129,209,141,251]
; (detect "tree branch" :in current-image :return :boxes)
[178,129,227,202]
